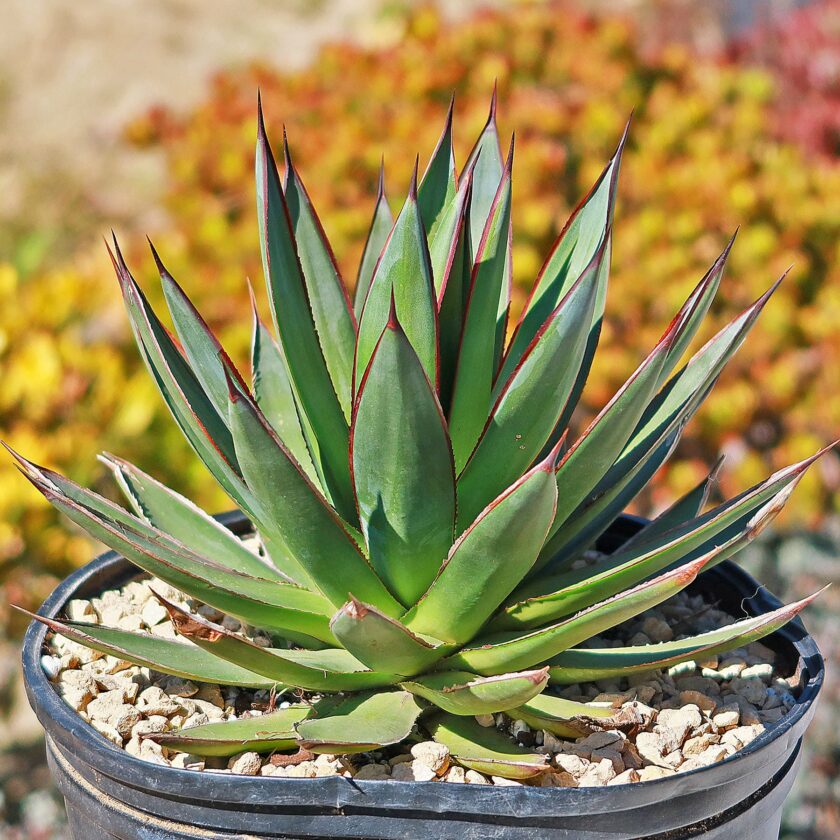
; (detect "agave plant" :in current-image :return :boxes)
[14,94,827,780]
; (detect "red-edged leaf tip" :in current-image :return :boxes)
[613,113,632,159]
[386,288,400,330]
[146,238,168,277]
[489,80,498,121]
[377,156,386,199]
[409,155,419,199]
[504,133,515,171]
[543,430,568,471]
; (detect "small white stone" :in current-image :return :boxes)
[228,752,263,776]
[66,599,97,623]
[464,769,489,784]
[410,741,450,775]
[141,599,170,627]
[444,765,465,784]
[608,768,640,786]
[41,655,63,679]
[90,720,123,746]
[491,776,522,786]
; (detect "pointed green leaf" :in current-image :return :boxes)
[153,242,247,422]
[100,454,284,582]
[108,240,252,513]
[418,98,457,242]
[464,89,505,255]
[160,597,400,691]
[456,237,605,531]
[355,163,438,389]
[499,124,628,386]
[354,162,393,318]
[538,310,679,557]
[256,104,354,521]
[148,706,310,756]
[448,143,513,471]
[431,165,474,413]
[547,590,824,684]
[657,235,735,386]
[621,457,723,551]
[330,598,450,676]
[500,457,819,633]
[440,551,718,676]
[12,457,337,644]
[540,278,784,564]
[401,669,548,716]
[251,304,320,487]
[403,448,559,645]
[351,319,455,604]
[22,611,277,688]
[226,373,403,616]
[425,712,548,780]
[296,691,425,754]
[283,138,357,421]
[510,692,614,737]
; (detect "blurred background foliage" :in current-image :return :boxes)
[2,1,840,836]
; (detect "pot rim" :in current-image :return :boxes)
[22,512,825,819]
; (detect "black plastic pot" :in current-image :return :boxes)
[23,513,824,840]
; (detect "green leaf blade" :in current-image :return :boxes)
[296,691,425,754]
[401,669,548,716]
[148,707,310,756]
[351,320,455,605]
[255,104,355,521]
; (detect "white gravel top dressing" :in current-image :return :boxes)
[41,572,796,787]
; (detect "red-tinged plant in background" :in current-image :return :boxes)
[729,0,840,159]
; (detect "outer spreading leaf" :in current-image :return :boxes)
[401,669,548,716]
[502,456,821,632]
[153,242,248,423]
[448,141,513,471]
[620,456,723,551]
[256,103,354,521]
[148,706,310,756]
[540,278,784,564]
[403,447,559,645]
[283,136,357,421]
[22,611,277,688]
[440,551,719,676]
[296,691,425,754]
[510,692,614,737]
[351,317,455,604]
[160,596,399,691]
[101,454,283,582]
[108,240,252,513]
[354,161,393,318]
[355,163,438,389]
[330,598,450,676]
[539,292,693,558]
[425,712,548,780]
[14,458,335,644]
[226,371,403,616]
[547,590,824,684]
